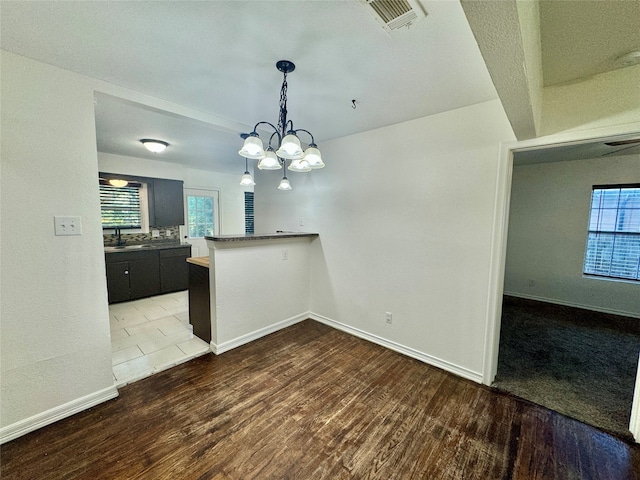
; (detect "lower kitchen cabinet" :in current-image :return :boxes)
[159,246,190,293]
[105,245,189,304]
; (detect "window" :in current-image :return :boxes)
[100,183,147,231]
[245,192,254,234]
[583,184,640,281]
[187,195,215,238]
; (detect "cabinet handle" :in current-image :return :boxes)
[124,270,129,275]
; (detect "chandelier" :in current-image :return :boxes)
[239,60,324,190]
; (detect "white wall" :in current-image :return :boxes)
[542,65,640,136]
[0,51,116,441]
[98,152,246,235]
[255,100,516,381]
[504,154,640,317]
[207,237,312,352]
[0,51,252,443]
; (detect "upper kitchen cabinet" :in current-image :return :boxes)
[149,178,184,227]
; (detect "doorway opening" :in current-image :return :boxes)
[489,133,640,440]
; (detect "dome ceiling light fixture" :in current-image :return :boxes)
[108,179,128,188]
[140,139,169,153]
[239,60,324,191]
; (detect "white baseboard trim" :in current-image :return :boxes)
[0,385,119,445]
[309,313,483,384]
[211,313,308,355]
[503,292,640,319]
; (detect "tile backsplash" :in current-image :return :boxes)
[103,226,181,246]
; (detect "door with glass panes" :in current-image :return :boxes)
[184,188,220,257]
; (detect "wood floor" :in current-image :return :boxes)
[2,320,639,479]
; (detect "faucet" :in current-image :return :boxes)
[114,227,126,246]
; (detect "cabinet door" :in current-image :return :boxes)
[160,249,190,293]
[188,263,211,342]
[106,261,131,304]
[153,179,184,226]
[128,256,161,300]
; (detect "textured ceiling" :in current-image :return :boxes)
[2,1,638,173]
[540,0,640,86]
[0,0,498,174]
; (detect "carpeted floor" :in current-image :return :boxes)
[493,296,640,440]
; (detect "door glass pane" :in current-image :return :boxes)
[187,195,216,238]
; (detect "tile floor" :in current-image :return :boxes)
[109,291,210,387]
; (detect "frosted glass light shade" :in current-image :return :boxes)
[141,139,169,153]
[276,133,303,159]
[239,135,265,159]
[278,177,292,190]
[109,179,129,187]
[289,158,311,172]
[257,149,282,170]
[303,146,324,169]
[239,172,255,186]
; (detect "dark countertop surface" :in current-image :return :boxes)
[104,242,191,253]
[205,232,318,243]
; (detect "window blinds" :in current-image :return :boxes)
[583,185,640,281]
[100,184,142,229]
[244,192,254,234]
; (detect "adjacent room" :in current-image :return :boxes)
[494,142,640,440]
[1,1,639,478]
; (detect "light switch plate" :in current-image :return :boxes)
[54,216,82,236]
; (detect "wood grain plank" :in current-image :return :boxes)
[2,320,639,479]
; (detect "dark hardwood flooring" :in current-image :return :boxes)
[2,320,639,479]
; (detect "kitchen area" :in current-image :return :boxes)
[101,170,211,386]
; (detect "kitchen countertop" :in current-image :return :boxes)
[187,256,209,268]
[104,242,191,253]
[205,232,318,243]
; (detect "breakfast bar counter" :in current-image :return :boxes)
[203,232,318,353]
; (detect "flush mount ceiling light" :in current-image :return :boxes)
[239,60,324,191]
[140,139,169,153]
[108,179,128,187]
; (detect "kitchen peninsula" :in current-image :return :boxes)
[189,232,318,353]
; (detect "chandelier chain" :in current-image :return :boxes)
[278,71,288,138]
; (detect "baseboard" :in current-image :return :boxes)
[309,313,483,384]
[503,292,640,320]
[0,385,119,445]
[211,313,308,355]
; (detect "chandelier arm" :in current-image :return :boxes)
[268,131,280,150]
[252,121,280,137]
[284,120,295,134]
[293,128,315,145]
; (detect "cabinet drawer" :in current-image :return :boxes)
[105,250,158,262]
[159,247,191,258]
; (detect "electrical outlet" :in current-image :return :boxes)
[165,229,172,237]
[282,249,288,260]
[152,230,160,238]
[54,216,82,236]
[385,312,393,324]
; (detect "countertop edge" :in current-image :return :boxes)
[205,232,318,243]
[104,242,192,253]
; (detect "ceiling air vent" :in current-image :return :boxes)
[361,0,427,32]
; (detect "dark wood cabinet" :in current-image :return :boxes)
[106,261,131,304]
[159,246,190,293]
[129,255,161,299]
[151,178,184,227]
[105,246,187,303]
[188,262,211,342]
